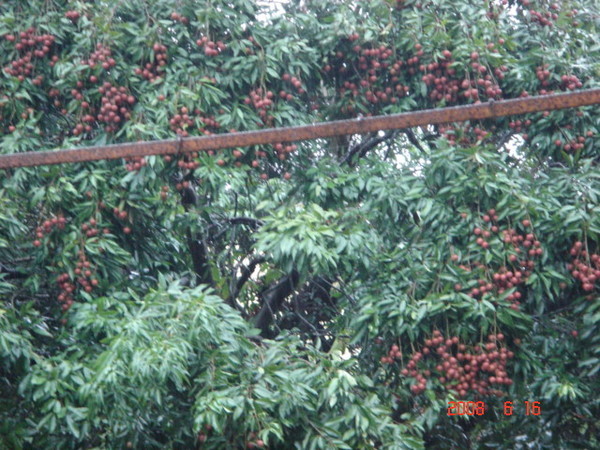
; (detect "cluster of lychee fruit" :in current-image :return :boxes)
[67,84,96,136]
[271,142,297,162]
[111,207,131,234]
[97,82,136,133]
[564,8,581,27]
[278,89,294,102]
[159,185,170,201]
[74,250,99,294]
[535,64,584,96]
[567,241,599,294]
[281,73,304,95]
[3,28,55,82]
[560,74,582,91]
[278,72,304,102]
[245,432,265,449]
[70,82,87,101]
[452,213,542,311]
[169,11,189,25]
[55,272,76,312]
[64,10,81,23]
[82,43,116,71]
[4,106,35,133]
[124,156,147,172]
[438,123,492,147]
[406,43,425,71]
[421,59,459,103]
[427,50,505,104]
[33,215,67,247]
[80,218,102,238]
[534,66,552,92]
[241,35,260,55]
[555,131,593,153]
[500,219,543,259]
[325,35,512,118]
[175,179,193,193]
[508,118,532,137]
[244,88,275,126]
[338,42,407,107]
[169,106,195,136]
[526,3,559,27]
[196,36,227,56]
[176,152,200,171]
[388,330,514,398]
[167,106,221,138]
[134,43,167,82]
[71,117,94,137]
[380,344,402,364]
[197,113,220,135]
[48,88,65,111]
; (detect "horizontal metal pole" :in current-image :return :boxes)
[1,88,599,169]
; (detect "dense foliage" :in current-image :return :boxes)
[1,0,599,448]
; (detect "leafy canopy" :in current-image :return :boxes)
[1,0,599,448]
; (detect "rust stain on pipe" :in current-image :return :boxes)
[1,89,599,169]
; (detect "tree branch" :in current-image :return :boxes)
[180,183,214,288]
[227,256,266,308]
[0,263,28,279]
[293,275,336,351]
[403,128,427,154]
[226,217,264,228]
[187,232,214,287]
[212,216,265,242]
[253,270,300,336]
[493,129,516,150]
[339,130,398,166]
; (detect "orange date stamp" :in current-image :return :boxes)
[447,401,541,416]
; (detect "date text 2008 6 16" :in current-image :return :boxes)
[447,401,541,416]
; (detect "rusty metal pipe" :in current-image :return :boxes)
[1,88,599,169]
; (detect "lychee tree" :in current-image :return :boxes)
[1,0,599,448]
